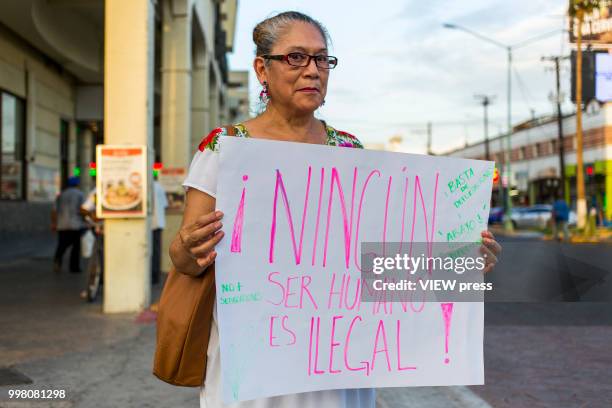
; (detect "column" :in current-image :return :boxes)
[209,72,220,128]
[160,0,192,273]
[191,47,210,151]
[104,0,155,313]
[80,127,94,193]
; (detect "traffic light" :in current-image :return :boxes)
[153,162,163,178]
[89,162,96,177]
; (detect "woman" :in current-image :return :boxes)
[170,11,502,408]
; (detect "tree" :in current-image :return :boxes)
[568,0,602,229]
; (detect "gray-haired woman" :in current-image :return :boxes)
[170,10,501,408]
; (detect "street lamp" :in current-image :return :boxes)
[443,23,565,231]
[474,94,495,161]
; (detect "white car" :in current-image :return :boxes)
[504,205,552,229]
[504,204,577,229]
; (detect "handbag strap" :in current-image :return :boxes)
[224,124,237,136]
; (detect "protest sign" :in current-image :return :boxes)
[215,137,493,402]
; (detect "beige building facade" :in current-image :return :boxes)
[0,0,243,312]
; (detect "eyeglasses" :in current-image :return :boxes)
[262,53,338,69]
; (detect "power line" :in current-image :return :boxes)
[512,66,536,117]
[331,117,506,128]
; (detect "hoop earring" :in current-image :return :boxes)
[259,81,270,104]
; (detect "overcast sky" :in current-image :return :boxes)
[227,0,571,154]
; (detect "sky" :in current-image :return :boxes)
[227,0,571,154]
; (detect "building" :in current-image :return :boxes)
[227,70,249,123]
[443,103,612,222]
[0,0,243,312]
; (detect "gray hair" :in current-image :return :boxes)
[253,11,331,59]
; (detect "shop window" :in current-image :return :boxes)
[0,91,26,200]
[534,143,542,157]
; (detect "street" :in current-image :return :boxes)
[0,234,610,407]
[486,234,612,302]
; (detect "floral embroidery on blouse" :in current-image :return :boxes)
[197,122,363,152]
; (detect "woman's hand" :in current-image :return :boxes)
[178,210,225,269]
[480,230,502,274]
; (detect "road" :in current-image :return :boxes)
[0,234,610,407]
[470,233,612,407]
[486,234,612,302]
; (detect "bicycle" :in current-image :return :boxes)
[84,228,104,302]
[80,194,104,303]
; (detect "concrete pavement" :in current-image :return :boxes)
[0,240,492,408]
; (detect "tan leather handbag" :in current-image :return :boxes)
[153,264,216,387]
[153,125,238,386]
[154,124,252,386]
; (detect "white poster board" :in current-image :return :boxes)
[216,137,493,403]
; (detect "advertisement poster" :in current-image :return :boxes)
[158,167,186,213]
[569,2,612,43]
[96,145,147,218]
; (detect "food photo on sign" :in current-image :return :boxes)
[95,145,147,218]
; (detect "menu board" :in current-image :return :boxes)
[96,145,147,218]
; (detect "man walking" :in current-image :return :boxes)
[552,193,570,242]
[52,177,85,273]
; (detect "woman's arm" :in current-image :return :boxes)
[169,188,225,276]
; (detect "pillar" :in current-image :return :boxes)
[209,76,220,128]
[80,127,94,193]
[160,0,192,273]
[191,47,210,151]
[103,0,155,313]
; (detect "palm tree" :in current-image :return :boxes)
[569,0,602,229]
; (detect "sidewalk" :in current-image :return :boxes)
[0,242,493,407]
[0,248,197,407]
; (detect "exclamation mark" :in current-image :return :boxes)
[441,302,454,364]
[230,175,248,253]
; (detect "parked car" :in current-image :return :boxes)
[488,207,504,224]
[504,205,553,229]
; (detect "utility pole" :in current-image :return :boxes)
[474,95,495,160]
[426,122,433,155]
[412,122,433,155]
[569,1,596,229]
[542,55,569,202]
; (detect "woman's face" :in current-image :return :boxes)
[257,22,329,114]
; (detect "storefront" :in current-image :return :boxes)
[0,90,26,200]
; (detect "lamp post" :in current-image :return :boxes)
[474,94,495,161]
[443,23,565,231]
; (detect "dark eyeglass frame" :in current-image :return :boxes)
[262,53,338,69]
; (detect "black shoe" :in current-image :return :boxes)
[70,268,82,274]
